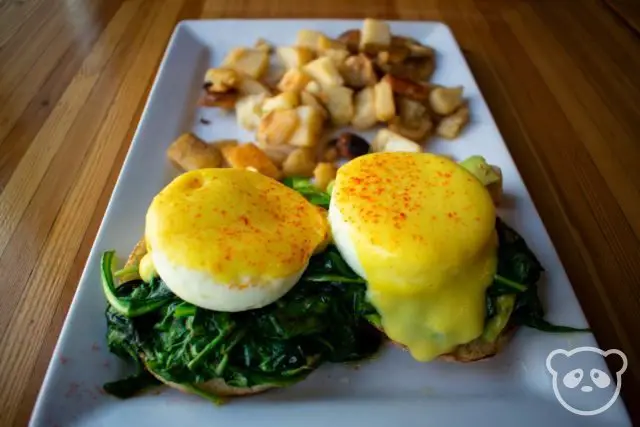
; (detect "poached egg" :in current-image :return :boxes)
[145,168,328,312]
[329,152,498,361]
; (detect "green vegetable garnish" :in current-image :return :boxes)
[103,248,382,399]
[459,155,501,186]
[483,219,590,339]
[282,177,331,208]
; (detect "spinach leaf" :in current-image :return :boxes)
[282,177,331,208]
[103,248,382,399]
[484,219,589,337]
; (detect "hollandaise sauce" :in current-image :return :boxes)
[331,152,498,361]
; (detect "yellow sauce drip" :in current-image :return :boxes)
[333,153,498,361]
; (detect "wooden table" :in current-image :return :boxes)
[0,0,638,425]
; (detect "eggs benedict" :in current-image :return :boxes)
[144,168,328,312]
[329,152,499,362]
[101,168,380,402]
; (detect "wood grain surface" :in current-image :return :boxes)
[0,0,638,425]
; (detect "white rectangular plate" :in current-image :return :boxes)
[30,20,631,427]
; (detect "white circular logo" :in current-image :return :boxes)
[546,347,627,416]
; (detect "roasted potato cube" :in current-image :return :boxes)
[300,91,329,120]
[318,34,347,51]
[296,29,326,50]
[222,48,269,79]
[305,80,322,95]
[221,143,281,179]
[322,48,350,67]
[351,86,377,129]
[374,78,395,122]
[262,92,300,114]
[436,104,470,139]
[237,75,271,96]
[167,133,223,171]
[257,109,300,146]
[397,97,428,122]
[254,38,273,53]
[313,162,337,191]
[211,139,239,160]
[321,86,354,126]
[282,148,317,177]
[288,106,324,147]
[303,57,344,88]
[199,92,239,109]
[389,116,432,142]
[256,145,296,167]
[204,68,240,93]
[341,54,378,88]
[277,68,312,93]
[383,74,430,101]
[371,129,421,153]
[360,18,391,52]
[429,86,464,115]
[277,46,315,69]
[236,94,267,131]
[389,97,432,141]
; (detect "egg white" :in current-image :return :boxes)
[328,197,367,280]
[151,247,308,312]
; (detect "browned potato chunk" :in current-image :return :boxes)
[254,143,296,167]
[237,75,271,96]
[297,29,326,51]
[389,97,432,141]
[374,77,395,122]
[257,109,300,146]
[277,68,313,93]
[429,86,464,115]
[262,92,300,114]
[204,68,240,93]
[277,46,315,69]
[389,116,432,142]
[372,129,421,153]
[255,38,273,53]
[383,74,430,101]
[303,57,344,88]
[340,54,377,88]
[360,18,391,53]
[436,104,470,139]
[322,86,354,126]
[282,148,317,177]
[236,94,267,131]
[322,49,350,67]
[305,80,322,95]
[222,48,269,79]
[288,106,324,147]
[351,86,377,130]
[318,35,347,52]
[300,91,329,120]
[199,92,239,109]
[167,133,223,171]
[220,143,282,180]
[313,162,337,191]
[211,139,239,164]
